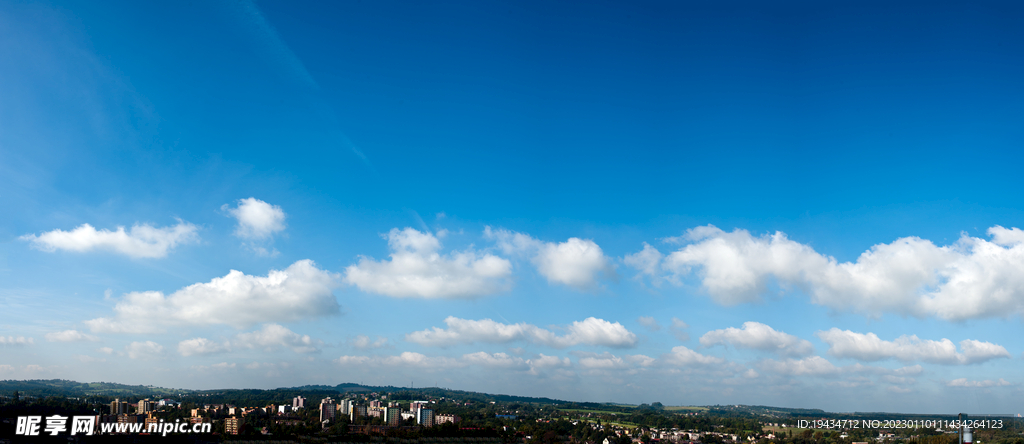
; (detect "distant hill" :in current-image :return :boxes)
[0,379,191,398]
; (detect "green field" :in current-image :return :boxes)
[665,406,709,412]
[560,408,624,415]
[579,418,639,429]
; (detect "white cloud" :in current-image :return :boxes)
[337,352,463,369]
[335,351,574,375]
[536,238,614,289]
[486,227,614,290]
[223,197,286,240]
[44,330,98,342]
[344,228,512,298]
[406,316,637,348]
[637,316,661,331]
[21,220,198,258]
[816,329,1010,365]
[462,352,529,370]
[624,242,664,283]
[578,353,629,369]
[700,322,814,357]
[661,346,725,366]
[125,341,164,360]
[85,260,340,332]
[178,324,320,356]
[0,336,34,346]
[529,354,571,369]
[644,225,1024,320]
[881,375,916,385]
[234,324,319,353]
[758,356,840,377]
[178,338,231,357]
[946,378,1012,388]
[352,335,390,350]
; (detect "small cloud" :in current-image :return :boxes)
[637,316,661,331]
[485,227,616,291]
[0,336,34,346]
[20,220,198,259]
[125,341,164,360]
[945,378,1013,388]
[223,197,286,240]
[45,330,99,342]
[351,335,390,350]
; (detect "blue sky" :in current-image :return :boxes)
[2,0,1024,414]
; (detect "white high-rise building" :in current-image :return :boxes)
[293,396,306,409]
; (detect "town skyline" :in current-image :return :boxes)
[2,0,1023,415]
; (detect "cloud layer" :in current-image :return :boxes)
[178,324,319,356]
[21,221,198,258]
[406,316,638,348]
[344,228,512,298]
[86,260,340,332]
[816,329,1010,365]
[627,225,1024,320]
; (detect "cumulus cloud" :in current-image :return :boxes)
[577,353,630,369]
[816,329,1010,365]
[223,198,286,240]
[486,227,614,290]
[946,378,1012,388]
[0,336,34,346]
[529,354,572,369]
[21,220,198,258]
[234,324,319,353]
[406,316,637,348]
[345,228,512,298]
[661,346,725,366]
[178,338,231,357]
[86,260,340,332]
[44,330,98,342]
[758,356,840,377]
[631,225,1024,321]
[126,341,164,360]
[536,238,614,289]
[700,322,814,357]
